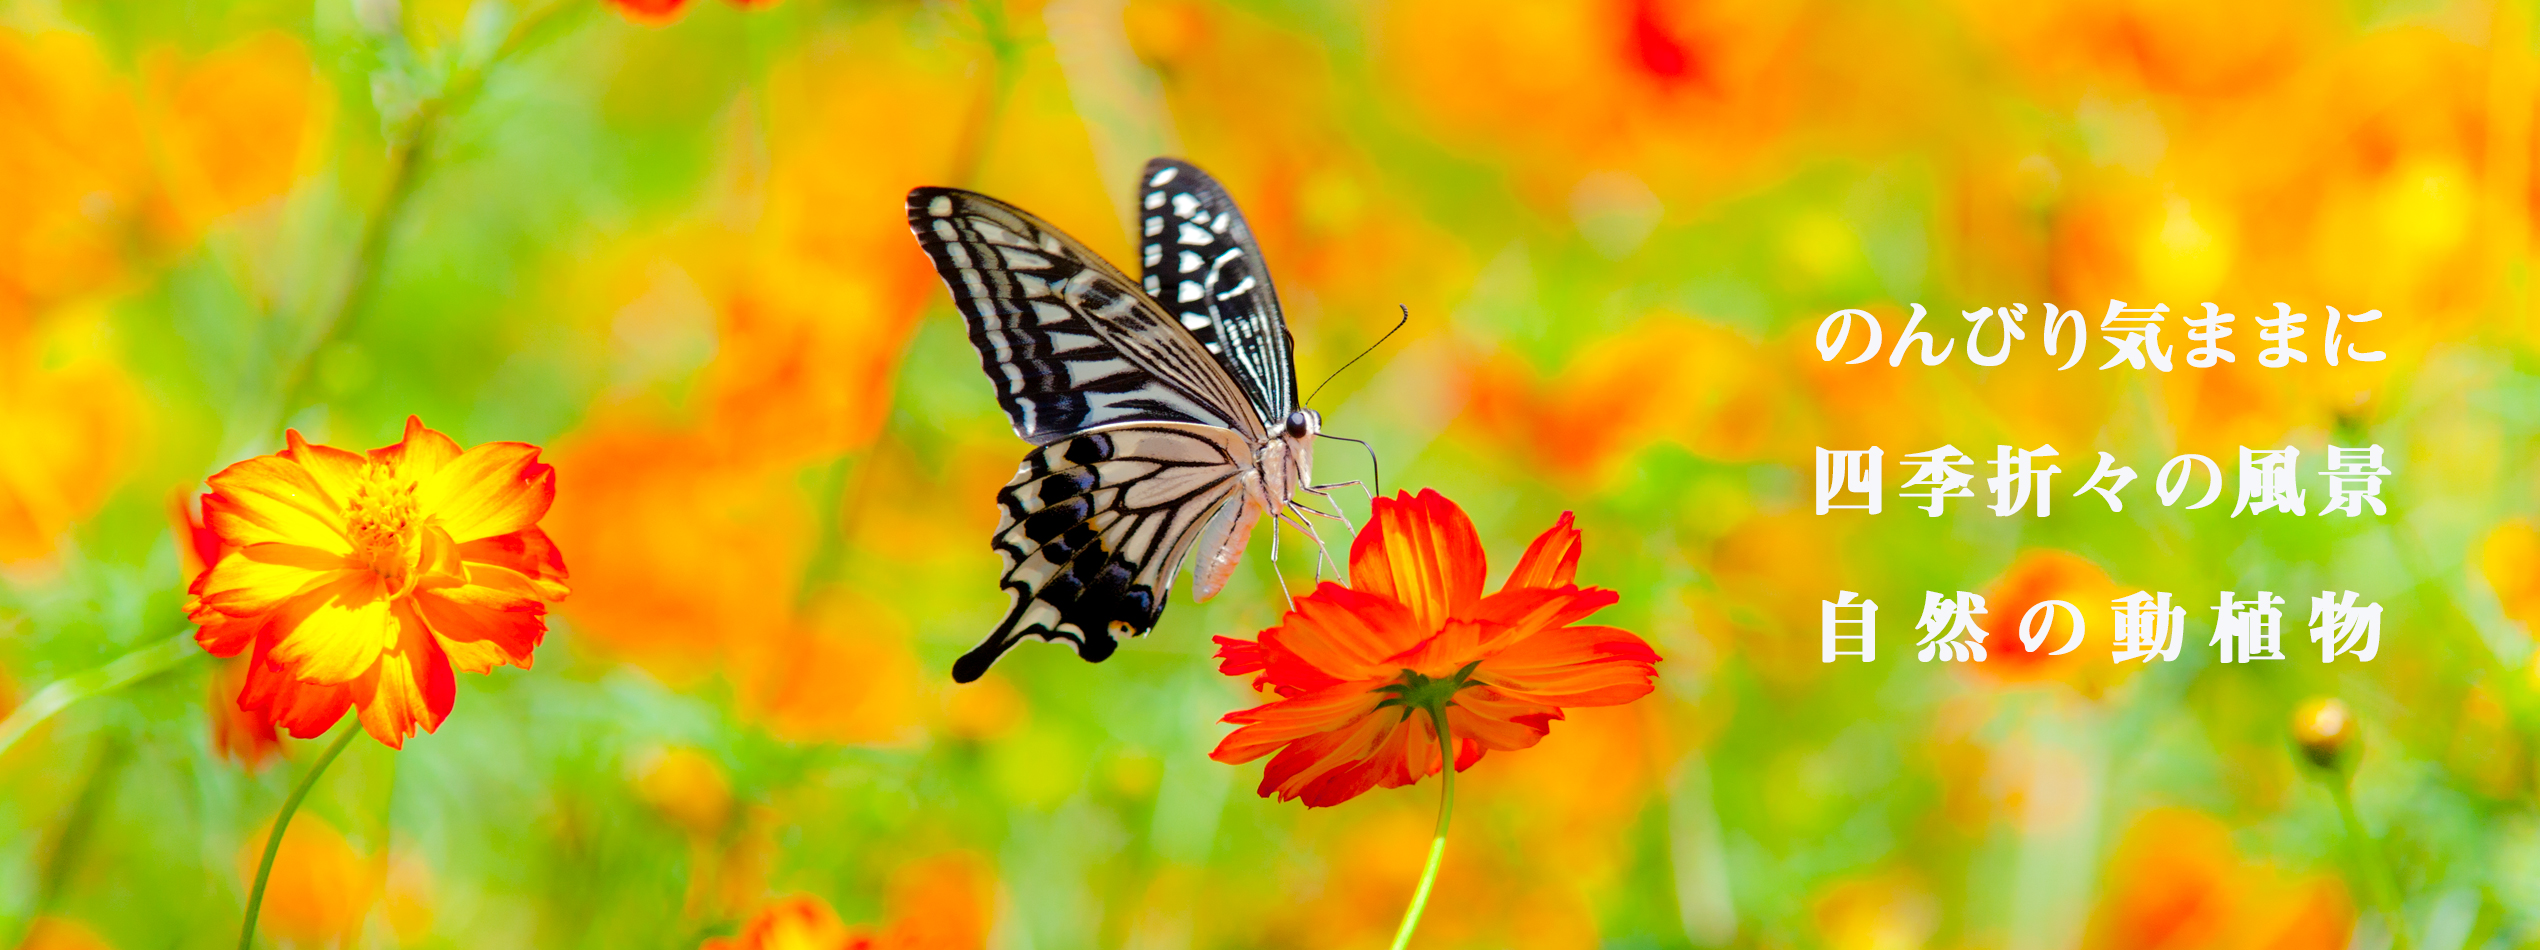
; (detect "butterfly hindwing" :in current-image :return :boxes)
[908,187,1262,445]
[953,424,1253,683]
[1137,158,1298,425]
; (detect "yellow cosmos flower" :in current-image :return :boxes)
[185,417,568,748]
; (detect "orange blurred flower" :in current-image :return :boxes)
[1972,549,2141,698]
[2083,808,2352,950]
[708,895,855,950]
[184,417,569,748]
[1209,489,1660,807]
[174,490,283,767]
[705,854,991,950]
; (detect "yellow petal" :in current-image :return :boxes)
[203,455,349,552]
[195,543,352,616]
[268,578,394,685]
[417,441,554,543]
[370,416,463,484]
[285,430,376,507]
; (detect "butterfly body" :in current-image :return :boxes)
[908,159,1327,683]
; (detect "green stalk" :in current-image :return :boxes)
[2328,780,2414,950]
[0,634,198,760]
[1388,702,1458,950]
[268,0,582,424]
[238,725,361,950]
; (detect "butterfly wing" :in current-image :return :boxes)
[953,424,1255,683]
[908,187,1266,445]
[1137,158,1298,425]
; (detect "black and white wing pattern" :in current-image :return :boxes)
[908,187,1264,446]
[1137,158,1298,425]
[958,426,1254,683]
[907,184,1282,683]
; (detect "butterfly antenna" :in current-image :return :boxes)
[1303,304,1410,407]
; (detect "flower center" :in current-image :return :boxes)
[1374,660,1483,721]
[344,466,422,593]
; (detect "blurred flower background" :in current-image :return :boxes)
[1,0,2537,947]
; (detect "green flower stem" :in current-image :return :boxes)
[0,633,199,761]
[1388,702,1457,950]
[2327,779,2414,950]
[239,725,361,950]
[268,0,582,424]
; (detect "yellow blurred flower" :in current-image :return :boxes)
[235,814,374,946]
[0,313,145,563]
[1812,869,1940,950]
[2478,519,2540,637]
[17,917,117,950]
[634,745,736,838]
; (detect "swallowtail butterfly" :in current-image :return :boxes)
[907,158,1336,683]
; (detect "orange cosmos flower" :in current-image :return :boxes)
[184,417,568,748]
[1210,489,1660,807]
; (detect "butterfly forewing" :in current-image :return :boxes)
[954,424,1252,683]
[1137,159,1298,424]
[908,187,1264,445]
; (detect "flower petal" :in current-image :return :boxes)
[239,637,354,740]
[170,490,227,583]
[350,601,455,749]
[1210,680,1389,765]
[1447,683,1563,751]
[418,441,557,543]
[1289,715,1422,806]
[283,429,375,506]
[1468,585,1620,647]
[192,542,353,617]
[209,657,283,767]
[414,581,548,674]
[1263,704,1410,805]
[202,455,349,553]
[266,575,394,685]
[1260,582,1420,686]
[369,416,463,484]
[456,527,569,599]
[1479,624,1660,707]
[1503,511,1581,591]
[1347,489,1486,633]
[1214,635,1267,679]
[192,611,263,658]
[1383,617,1498,678]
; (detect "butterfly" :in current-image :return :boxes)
[906,158,1349,683]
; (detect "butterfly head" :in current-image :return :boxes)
[1282,409,1320,440]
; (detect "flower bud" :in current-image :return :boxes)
[2292,697,2358,770]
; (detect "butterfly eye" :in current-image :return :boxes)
[1283,410,1312,438]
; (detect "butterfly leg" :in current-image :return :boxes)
[1274,503,1343,582]
[1309,478,1377,510]
[1264,511,1297,607]
[1296,484,1361,536]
